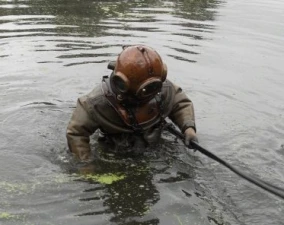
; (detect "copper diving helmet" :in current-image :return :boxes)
[109,45,167,102]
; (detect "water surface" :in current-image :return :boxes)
[1,0,284,224]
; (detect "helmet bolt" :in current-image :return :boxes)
[137,46,145,53]
[117,94,123,101]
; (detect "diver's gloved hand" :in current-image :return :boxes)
[78,162,96,175]
[74,153,96,174]
[184,127,198,147]
[72,146,93,163]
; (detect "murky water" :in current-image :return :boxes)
[1,0,284,224]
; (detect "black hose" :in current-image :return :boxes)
[165,123,284,200]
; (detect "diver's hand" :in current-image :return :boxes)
[72,149,96,174]
[74,148,93,163]
[78,162,96,175]
[184,127,198,147]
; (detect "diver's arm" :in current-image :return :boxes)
[168,84,196,133]
[66,97,98,162]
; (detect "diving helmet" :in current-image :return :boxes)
[110,45,167,101]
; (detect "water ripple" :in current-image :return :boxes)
[5,0,282,225]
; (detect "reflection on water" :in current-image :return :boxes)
[69,136,206,224]
[76,159,160,222]
[0,0,219,66]
[0,0,219,37]
[1,0,284,225]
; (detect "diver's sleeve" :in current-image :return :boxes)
[168,83,196,133]
[66,96,98,161]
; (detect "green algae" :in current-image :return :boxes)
[0,174,73,196]
[0,182,29,194]
[0,172,125,197]
[84,173,126,184]
[0,212,17,219]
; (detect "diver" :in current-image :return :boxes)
[66,44,198,162]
